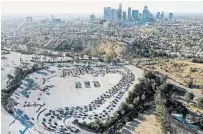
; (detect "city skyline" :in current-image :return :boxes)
[2,1,203,15]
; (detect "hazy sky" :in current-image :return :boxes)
[2,1,203,14]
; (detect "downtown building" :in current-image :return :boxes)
[155,12,161,20]
[104,7,112,20]
[169,13,174,20]
[123,11,127,21]
[117,3,122,20]
[132,10,139,22]
[142,6,154,24]
[112,9,118,21]
[128,7,131,21]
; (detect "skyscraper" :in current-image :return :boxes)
[118,3,122,20]
[123,11,127,20]
[89,14,95,21]
[107,7,112,20]
[169,13,174,20]
[139,13,142,22]
[112,9,118,21]
[148,12,154,22]
[161,11,164,21]
[104,7,112,20]
[156,12,161,20]
[132,10,139,21]
[142,6,149,23]
[128,7,131,21]
[104,7,108,18]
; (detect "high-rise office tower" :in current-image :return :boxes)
[89,14,95,21]
[139,13,142,22]
[107,7,112,20]
[148,12,154,22]
[128,7,131,21]
[112,9,118,21]
[156,12,161,20]
[169,13,174,20]
[118,3,122,20]
[132,10,139,21]
[142,6,149,23]
[161,11,164,21]
[104,7,108,18]
[123,11,127,20]
[104,7,112,20]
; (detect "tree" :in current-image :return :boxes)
[196,97,203,109]
[14,67,23,75]
[141,94,146,101]
[201,82,203,95]
[110,52,117,60]
[7,74,14,81]
[133,96,140,105]
[94,119,104,131]
[154,89,166,124]
[201,88,203,95]
[14,67,24,80]
[73,119,79,124]
[125,91,135,104]
[32,64,39,71]
[186,78,193,88]
[143,71,156,80]
[184,92,194,104]
[40,62,45,68]
[104,54,111,63]
[91,48,99,57]
[158,82,169,93]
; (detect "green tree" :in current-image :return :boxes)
[104,54,111,63]
[141,94,146,101]
[196,97,203,109]
[91,48,99,57]
[7,74,14,81]
[110,52,117,60]
[32,64,39,71]
[186,78,193,88]
[125,91,134,104]
[201,88,203,95]
[201,82,203,95]
[155,90,165,122]
[133,96,140,106]
[184,91,194,104]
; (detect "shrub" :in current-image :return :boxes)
[196,97,203,109]
[104,54,111,63]
[186,78,193,88]
[184,91,194,104]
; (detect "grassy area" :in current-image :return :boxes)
[139,28,155,33]
[140,59,203,97]
[152,59,203,88]
[100,40,126,57]
[187,102,203,115]
[91,40,126,59]
[132,112,163,134]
